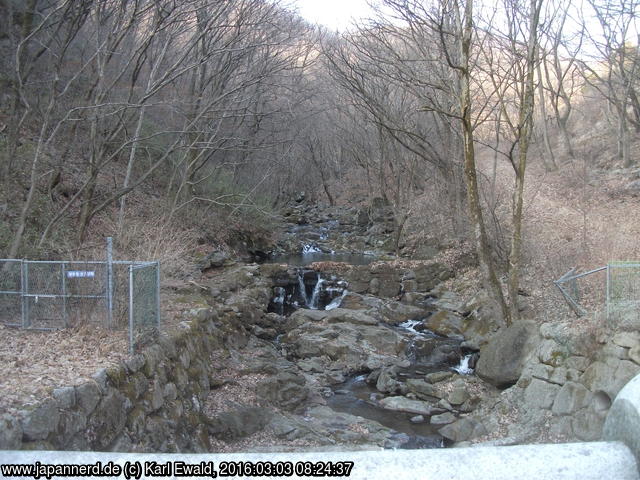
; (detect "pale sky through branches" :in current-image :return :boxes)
[292,0,375,30]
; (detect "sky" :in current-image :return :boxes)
[292,0,375,31]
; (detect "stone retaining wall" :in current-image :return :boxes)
[0,308,243,452]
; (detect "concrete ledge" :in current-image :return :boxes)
[1,442,638,480]
[605,372,640,463]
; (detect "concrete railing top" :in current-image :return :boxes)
[0,441,638,480]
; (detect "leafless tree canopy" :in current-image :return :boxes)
[1,0,638,321]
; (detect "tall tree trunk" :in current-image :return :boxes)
[458,0,511,325]
[507,0,542,322]
[536,61,557,171]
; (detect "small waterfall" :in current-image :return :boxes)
[297,270,310,306]
[452,354,475,375]
[325,289,348,310]
[309,277,325,309]
[302,244,322,254]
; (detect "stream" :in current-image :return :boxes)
[266,237,475,449]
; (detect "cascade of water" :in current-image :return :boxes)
[452,354,475,375]
[297,270,309,306]
[309,276,325,309]
[302,244,322,254]
[325,289,348,310]
[270,287,286,315]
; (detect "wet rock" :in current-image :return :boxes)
[430,412,456,425]
[476,321,539,388]
[423,310,464,337]
[405,379,440,400]
[410,415,426,424]
[378,396,436,416]
[376,367,401,394]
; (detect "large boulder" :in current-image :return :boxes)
[282,320,407,372]
[476,321,539,388]
[256,371,309,411]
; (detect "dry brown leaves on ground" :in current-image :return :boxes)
[0,323,128,414]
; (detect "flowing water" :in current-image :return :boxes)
[267,224,474,449]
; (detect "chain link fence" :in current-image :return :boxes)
[555,263,640,328]
[0,239,160,354]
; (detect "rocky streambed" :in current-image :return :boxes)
[196,201,640,453]
[188,203,505,452]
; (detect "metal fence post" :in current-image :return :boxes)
[128,264,134,355]
[155,261,160,328]
[22,261,29,328]
[606,263,611,321]
[20,259,25,328]
[61,262,68,328]
[106,237,114,329]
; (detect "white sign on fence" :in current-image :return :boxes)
[66,270,95,279]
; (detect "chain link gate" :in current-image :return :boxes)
[0,238,160,354]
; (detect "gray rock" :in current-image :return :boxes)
[629,346,640,365]
[602,343,629,360]
[21,399,60,441]
[448,388,470,406]
[430,412,456,425]
[572,408,605,441]
[0,414,22,449]
[87,390,129,449]
[163,383,178,402]
[523,379,561,409]
[565,356,590,371]
[256,371,309,411]
[75,381,102,415]
[612,332,640,348]
[52,387,76,409]
[405,379,439,399]
[378,396,435,415]
[410,415,425,424]
[325,309,379,326]
[476,321,539,387]
[376,367,400,394]
[57,410,87,442]
[537,339,569,367]
[552,382,592,416]
[124,354,145,373]
[423,310,464,337]
[199,251,230,271]
[438,417,487,442]
[92,369,109,390]
[209,407,272,440]
[426,371,453,383]
[580,360,640,399]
